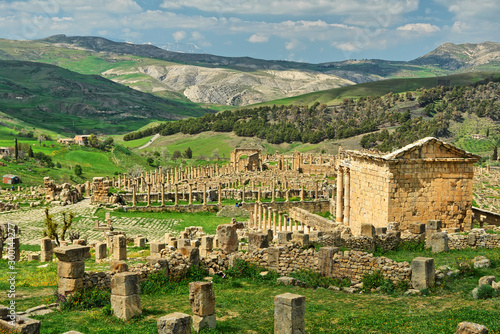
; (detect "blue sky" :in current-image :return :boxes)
[0,0,498,63]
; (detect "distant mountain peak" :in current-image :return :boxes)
[411,41,500,70]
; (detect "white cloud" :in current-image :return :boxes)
[396,23,440,33]
[285,39,302,50]
[159,0,419,16]
[173,30,186,42]
[248,34,268,43]
[191,31,212,47]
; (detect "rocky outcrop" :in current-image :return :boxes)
[105,65,355,106]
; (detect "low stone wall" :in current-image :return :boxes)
[330,250,411,283]
[448,230,500,250]
[290,207,338,233]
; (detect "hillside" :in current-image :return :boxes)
[252,72,500,107]
[0,60,209,134]
[1,36,499,107]
[411,41,500,70]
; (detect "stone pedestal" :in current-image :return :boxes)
[274,293,306,334]
[318,247,337,277]
[40,237,53,262]
[113,235,127,261]
[111,272,141,321]
[431,232,449,253]
[95,242,107,262]
[189,281,216,332]
[54,245,89,295]
[411,257,435,290]
[134,237,146,248]
[150,242,166,255]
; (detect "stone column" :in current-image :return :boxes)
[161,183,165,207]
[344,168,350,226]
[257,188,261,203]
[189,184,193,205]
[336,166,344,223]
[262,207,267,230]
[318,247,336,277]
[54,245,88,295]
[272,210,277,236]
[242,183,246,203]
[203,183,207,206]
[113,235,127,261]
[175,184,178,206]
[189,282,216,332]
[274,293,305,334]
[278,212,283,232]
[218,183,222,205]
[300,186,304,202]
[147,183,151,207]
[285,189,289,202]
[40,237,53,262]
[283,214,289,232]
[111,272,142,321]
[132,184,137,208]
[268,207,272,229]
[258,203,262,229]
[315,181,319,202]
[271,182,275,203]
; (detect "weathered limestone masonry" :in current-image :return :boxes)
[111,272,142,321]
[230,148,262,172]
[54,245,89,296]
[158,313,192,334]
[44,177,83,203]
[274,293,306,334]
[40,237,53,262]
[189,282,216,332]
[0,305,41,334]
[337,137,480,235]
[91,177,112,204]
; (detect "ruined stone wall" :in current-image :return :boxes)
[330,250,411,283]
[448,231,500,250]
[348,157,390,235]
[290,207,339,233]
[388,160,474,231]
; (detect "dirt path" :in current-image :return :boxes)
[137,133,160,150]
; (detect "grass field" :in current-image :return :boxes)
[1,236,500,333]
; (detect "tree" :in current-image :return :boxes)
[184,147,193,159]
[28,146,34,158]
[88,134,99,148]
[74,164,83,176]
[42,208,59,246]
[172,150,181,160]
[56,162,62,168]
[14,138,18,161]
[493,146,498,161]
[60,212,74,241]
[146,157,154,166]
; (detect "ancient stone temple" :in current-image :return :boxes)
[336,137,480,234]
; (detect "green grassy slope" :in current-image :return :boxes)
[0,60,210,135]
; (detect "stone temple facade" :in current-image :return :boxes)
[336,137,480,235]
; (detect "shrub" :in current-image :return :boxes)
[141,265,209,295]
[380,279,395,294]
[290,269,350,289]
[226,259,278,282]
[476,284,497,300]
[362,270,385,292]
[59,288,110,310]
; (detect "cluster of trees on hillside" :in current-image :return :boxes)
[124,77,500,149]
[124,95,410,144]
[361,79,500,151]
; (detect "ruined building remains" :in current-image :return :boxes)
[336,137,480,234]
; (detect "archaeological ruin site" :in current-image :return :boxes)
[1,137,500,334]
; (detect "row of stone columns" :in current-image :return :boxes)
[249,203,307,235]
[336,165,350,226]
